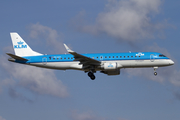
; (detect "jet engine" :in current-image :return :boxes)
[100,62,121,75]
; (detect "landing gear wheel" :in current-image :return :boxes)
[88,72,93,77]
[153,67,158,76]
[154,72,157,76]
[91,75,95,80]
[88,72,96,80]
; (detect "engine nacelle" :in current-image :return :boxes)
[100,62,122,75]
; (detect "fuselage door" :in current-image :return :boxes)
[42,57,47,65]
[150,54,155,62]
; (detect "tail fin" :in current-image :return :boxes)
[10,32,42,57]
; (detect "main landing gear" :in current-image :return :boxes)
[154,67,158,76]
[88,72,96,80]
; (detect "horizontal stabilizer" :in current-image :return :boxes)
[6,53,28,61]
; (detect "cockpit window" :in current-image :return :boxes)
[159,54,166,57]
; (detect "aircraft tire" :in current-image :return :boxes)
[88,72,93,77]
[90,75,95,80]
[88,72,95,80]
[154,72,157,76]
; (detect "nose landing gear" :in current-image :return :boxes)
[88,72,96,80]
[154,67,158,76]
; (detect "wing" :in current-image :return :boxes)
[64,44,100,67]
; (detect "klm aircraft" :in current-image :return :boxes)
[7,33,174,80]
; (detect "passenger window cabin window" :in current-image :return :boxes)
[105,56,107,58]
[128,56,129,58]
[64,58,66,59]
[109,56,111,58]
[120,56,122,58]
[113,56,114,58]
[116,56,118,58]
[131,56,133,58]
[139,56,140,57]
[53,58,55,60]
[49,57,51,60]
[124,56,125,58]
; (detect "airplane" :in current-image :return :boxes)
[6,33,174,80]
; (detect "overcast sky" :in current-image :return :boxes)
[0,0,180,120]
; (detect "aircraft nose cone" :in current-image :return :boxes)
[169,60,174,65]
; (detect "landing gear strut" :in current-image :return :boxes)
[154,67,158,76]
[88,72,96,80]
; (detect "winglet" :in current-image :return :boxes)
[64,44,74,53]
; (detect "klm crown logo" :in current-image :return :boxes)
[108,64,113,68]
[14,41,27,49]
[17,41,24,45]
[136,52,144,56]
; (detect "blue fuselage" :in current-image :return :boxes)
[20,52,168,64]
